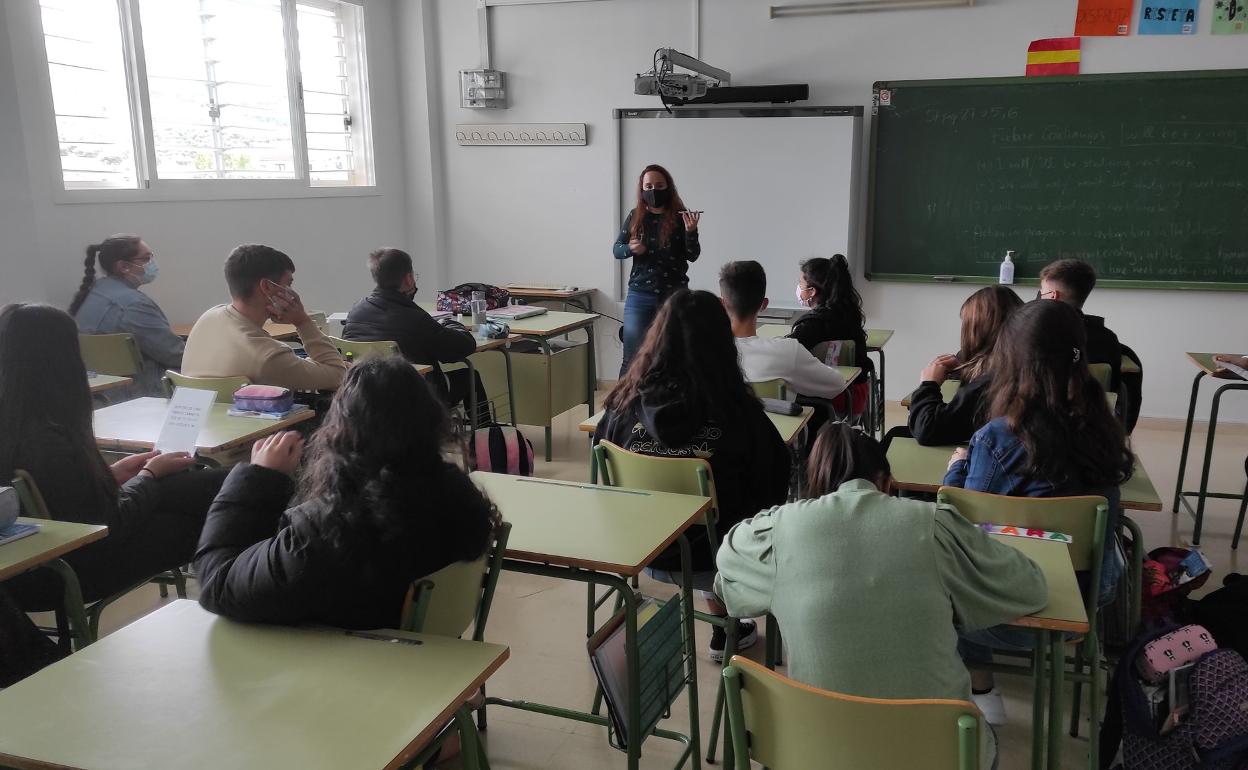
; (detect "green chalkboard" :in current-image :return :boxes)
[866,70,1248,291]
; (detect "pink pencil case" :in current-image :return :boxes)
[1136,624,1218,683]
[233,385,294,414]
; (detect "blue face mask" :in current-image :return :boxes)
[138,259,159,285]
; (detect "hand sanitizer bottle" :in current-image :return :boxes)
[999,250,1015,285]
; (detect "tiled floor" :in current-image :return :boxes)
[98,400,1248,770]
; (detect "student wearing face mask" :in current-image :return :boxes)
[343,248,488,421]
[613,164,702,375]
[70,234,186,397]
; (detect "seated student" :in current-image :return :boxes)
[720,260,846,401]
[1214,354,1248,378]
[594,289,790,660]
[1038,258,1122,391]
[944,299,1133,722]
[343,248,490,424]
[909,286,1023,446]
[70,235,185,398]
[195,356,499,628]
[790,255,870,415]
[716,423,1045,768]
[0,304,228,609]
[182,244,347,391]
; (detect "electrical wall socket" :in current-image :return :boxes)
[455,123,587,146]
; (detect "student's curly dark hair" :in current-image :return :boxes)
[296,356,500,557]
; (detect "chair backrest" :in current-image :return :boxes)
[751,379,787,400]
[327,335,400,361]
[79,333,142,378]
[400,522,511,641]
[11,471,52,520]
[594,440,717,531]
[723,657,983,770]
[163,371,249,400]
[811,339,857,367]
[1088,363,1112,391]
[306,312,328,331]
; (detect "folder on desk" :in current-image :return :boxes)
[587,596,686,749]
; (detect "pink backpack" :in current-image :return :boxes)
[467,424,534,476]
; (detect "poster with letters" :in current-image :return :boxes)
[1139,1,1198,34]
[1075,0,1133,35]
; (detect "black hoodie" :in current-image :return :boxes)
[593,382,791,572]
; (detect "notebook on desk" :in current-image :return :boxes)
[488,305,548,321]
[0,486,38,547]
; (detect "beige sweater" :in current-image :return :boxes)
[182,305,347,391]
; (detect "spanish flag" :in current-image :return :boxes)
[1026,37,1081,77]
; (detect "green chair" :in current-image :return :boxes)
[1088,363,1112,392]
[326,336,399,362]
[593,440,740,765]
[937,486,1110,767]
[811,339,871,430]
[79,333,142,377]
[1234,455,1248,550]
[751,379,787,400]
[163,371,249,400]
[11,471,187,649]
[398,522,511,769]
[723,656,984,770]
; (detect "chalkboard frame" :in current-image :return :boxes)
[865,69,1248,292]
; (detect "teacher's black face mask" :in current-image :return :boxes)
[642,188,670,208]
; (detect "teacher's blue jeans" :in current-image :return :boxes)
[620,289,663,376]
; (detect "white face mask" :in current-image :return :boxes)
[796,284,811,306]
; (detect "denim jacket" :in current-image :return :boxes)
[944,416,1122,603]
[75,276,185,398]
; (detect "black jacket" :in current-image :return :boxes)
[592,383,790,572]
[343,288,476,388]
[1084,314,1122,392]
[612,212,701,295]
[789,304,869,370]
[195,463,496,629]
[907,375,991,447]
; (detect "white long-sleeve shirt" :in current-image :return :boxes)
[735,335,847,399]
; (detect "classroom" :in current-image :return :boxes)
[2,0,1248,768]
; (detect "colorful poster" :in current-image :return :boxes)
[1213,0,1248,33]
[1026,37,1081,77]
[1139,1,1199,34]
[1075,0,1133,35]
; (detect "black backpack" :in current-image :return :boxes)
[0,585,66,687]
[1194,574,1248,661]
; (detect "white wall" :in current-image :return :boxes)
[0,0,412,321]
[417,0,1248,421]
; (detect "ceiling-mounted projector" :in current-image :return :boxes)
[634,48,809,106]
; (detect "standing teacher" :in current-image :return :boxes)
[613,164,701,375]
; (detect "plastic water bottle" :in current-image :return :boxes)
[999,250,1015,285]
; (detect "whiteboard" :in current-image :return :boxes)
[616,106,862,310]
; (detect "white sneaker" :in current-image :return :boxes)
[972,688,1007,726]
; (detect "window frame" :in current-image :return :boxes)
[26,0,377,203]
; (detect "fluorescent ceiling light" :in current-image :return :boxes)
[770,0,974,18]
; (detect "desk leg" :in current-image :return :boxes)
[466,356,480,431]
[676,534,704,770]
[876,348,887,436]
[1173,371,1206,513]
[499,346,516,425]
[42,558,92,650]
[1192,384,1248,545]
[586,326,597,421]
[1032,631,1047,770]
[1047,632,1064,770]
[454,704,488,770]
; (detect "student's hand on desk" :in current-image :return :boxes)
[251,431,304,477]
[948,446,968,470]
[1213,354,1248,379]
[628,238,647,256]
[921,354,959,385]
[111,450,160,484]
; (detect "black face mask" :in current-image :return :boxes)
[405,287,418,301]
[642,188,671,208]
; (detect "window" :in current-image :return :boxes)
[36,0,374,191]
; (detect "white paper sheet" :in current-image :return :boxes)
[155,388,217,455]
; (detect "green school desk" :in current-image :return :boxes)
[506,285,595,313]
[93,397,316,464]
[87,374,132,395]
[0,518,107,650]
[440,334,519,429]
[992,535,1089,770]
[1172,353,1248,545]
[504,311,600,461]
[866,329,894,436]
[0,600,508,770]
[886,438,1162,511]
[471,472,708,770]
[901,379,1117,412]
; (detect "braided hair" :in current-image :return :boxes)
[69,235,141,316]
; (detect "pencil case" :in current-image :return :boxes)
[1136,624,1217,683]
[233,385,294,414]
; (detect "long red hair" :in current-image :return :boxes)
[628,164,686,249]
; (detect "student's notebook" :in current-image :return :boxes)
[487,305,548,321]
[0,521,40,547]
[0,486,38,547]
